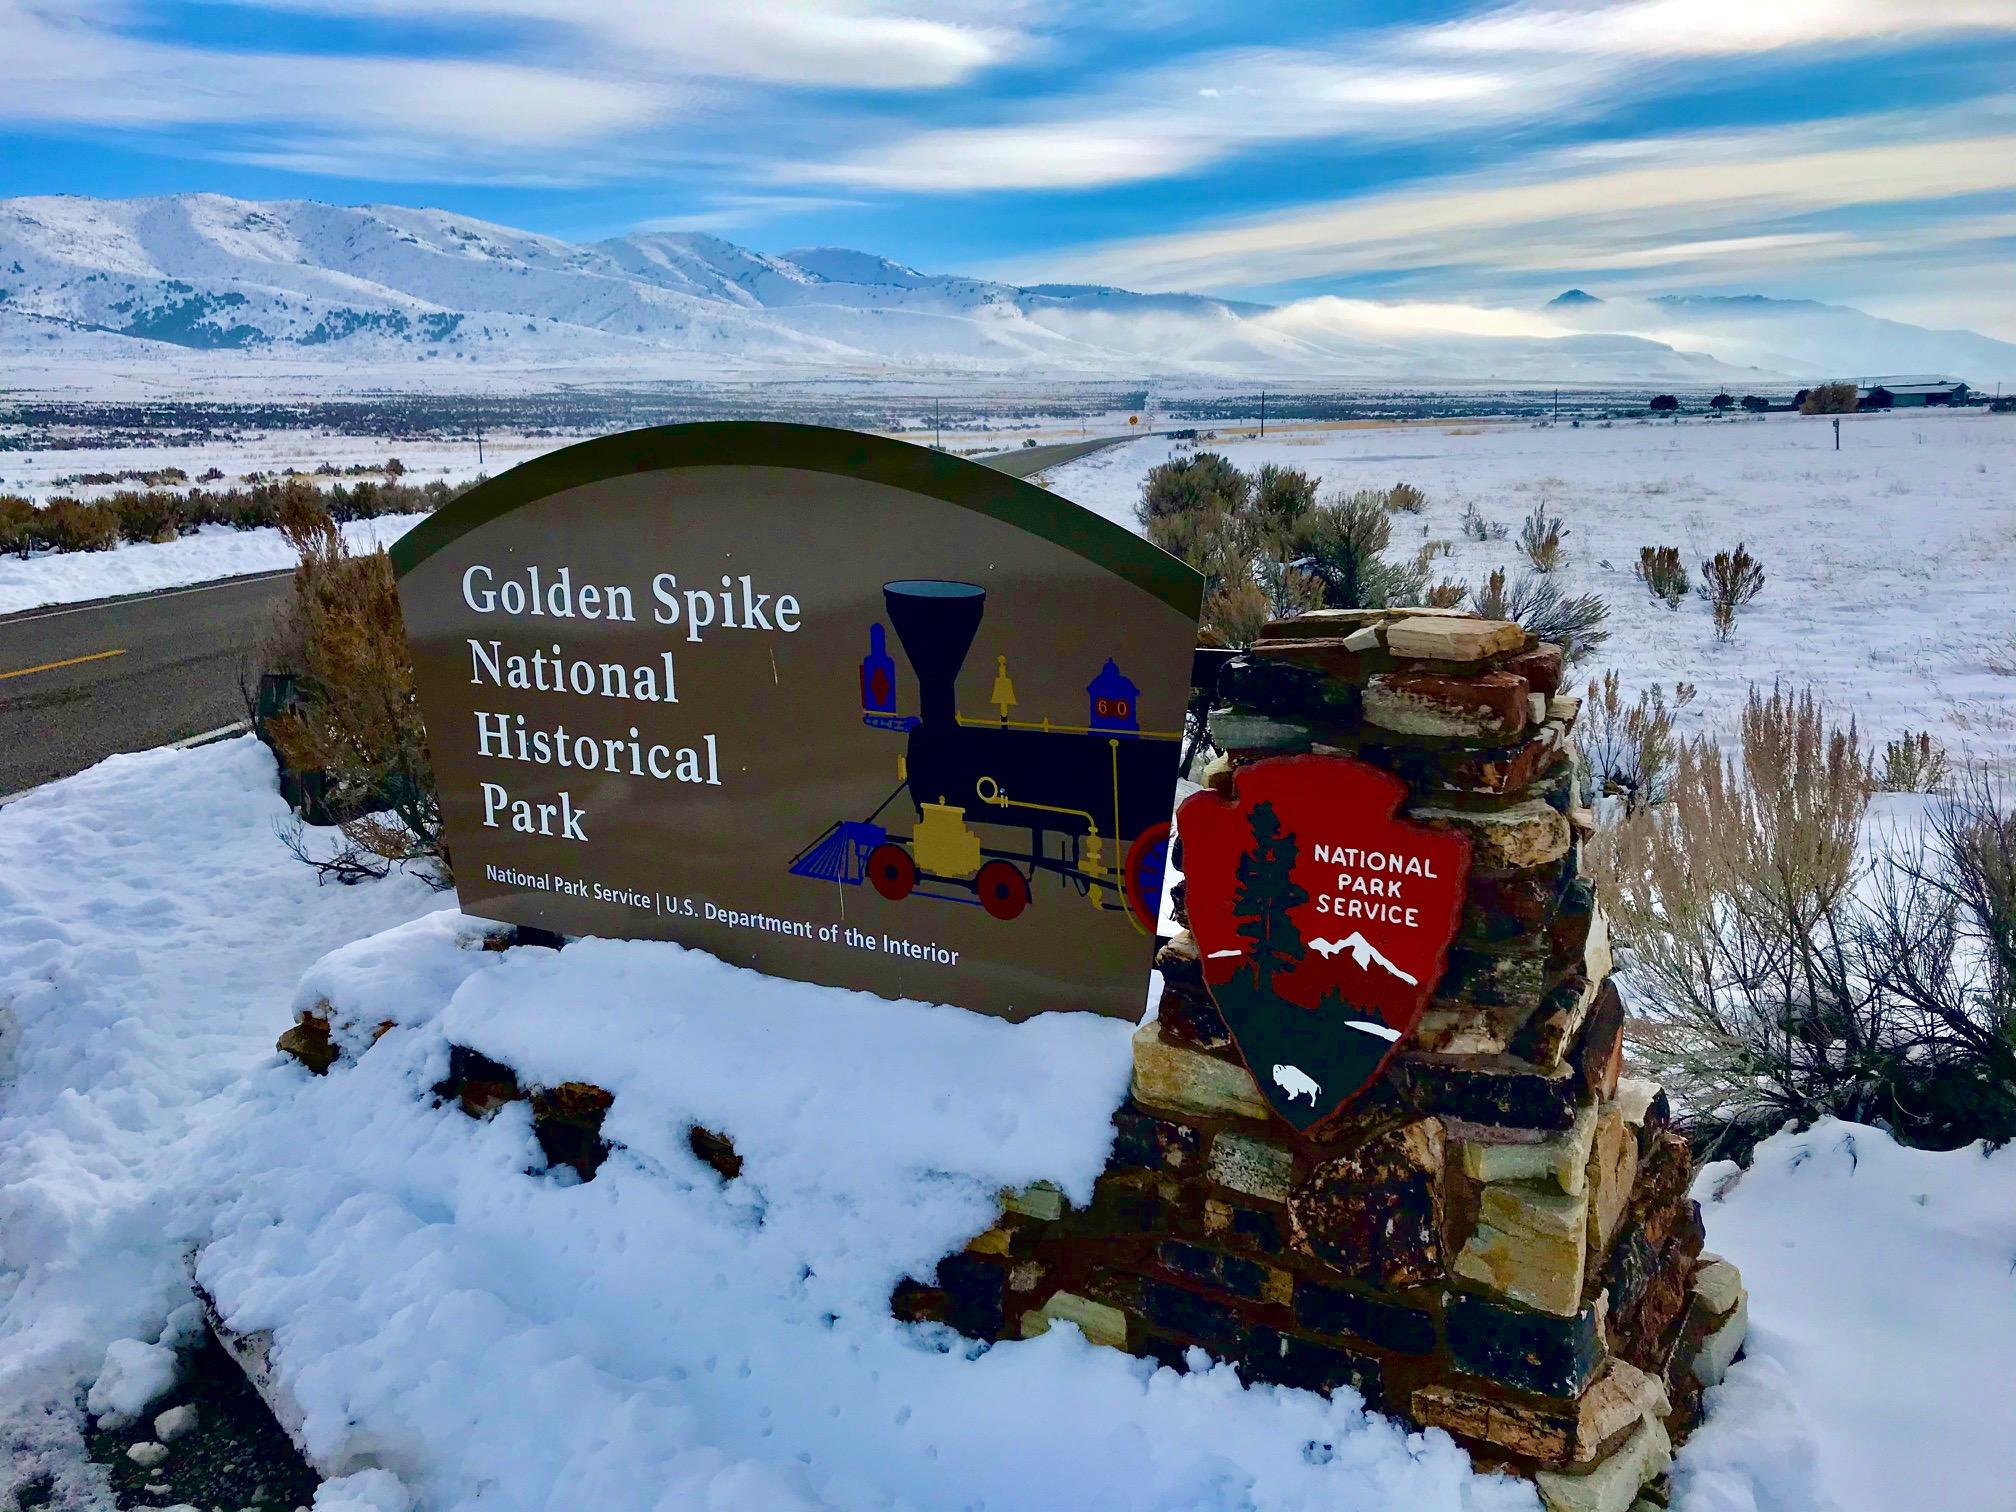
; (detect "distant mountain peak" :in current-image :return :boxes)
[2,192,2010,386]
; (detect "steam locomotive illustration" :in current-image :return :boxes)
[788,578,1180,931]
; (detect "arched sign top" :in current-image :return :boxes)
[390,422,1202,619]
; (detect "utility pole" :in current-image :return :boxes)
[1259,390,1266,438]
[475,420,484,468]
[1553,389,1559,423]
[934,398,942,450]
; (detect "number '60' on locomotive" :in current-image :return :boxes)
[788,579,1180,932]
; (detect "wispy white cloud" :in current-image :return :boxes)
[794,0,2016,193]
[1015,107,2016,296]
[0,0,1034,184]
[233,0,1030,89]
[1421,0,2016,59]
[630,194,872,234]
[1,0,673,180]
[794,45,1602,191]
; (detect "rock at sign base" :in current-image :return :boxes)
[1130,1024,1272,1123]
[1535,1415,1672,1512]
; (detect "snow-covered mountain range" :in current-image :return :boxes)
[1308,932,1419,985]
[4,194,2011,391]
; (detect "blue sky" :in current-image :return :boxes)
[5,0,2015,334]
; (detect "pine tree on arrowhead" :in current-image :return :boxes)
[1233,800,1307,986]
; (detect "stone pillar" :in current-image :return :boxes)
[894,607,1743,1512]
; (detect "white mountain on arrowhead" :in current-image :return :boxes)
[1308,932,1419,986]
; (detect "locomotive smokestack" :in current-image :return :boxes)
[883,580,984,729]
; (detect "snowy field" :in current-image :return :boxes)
[7,410,2012,780]
[0,514,428,614]
[4,736,2009,1512]
[1045,408,2016,771]
[0,421,1093,614]
[3,407,2014,1508]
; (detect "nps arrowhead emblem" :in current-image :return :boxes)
[1176,755,1471,1130]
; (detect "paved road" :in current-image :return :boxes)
[0,435,1138,800]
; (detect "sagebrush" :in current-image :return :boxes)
[1636,546,1688,607]
[1137,455,1429,647]
[259,491,448,887]
[1588,686,2016,1154]
[1467,567,1610,665]
[1518,503,1568,572]
[1699,543,1766,639]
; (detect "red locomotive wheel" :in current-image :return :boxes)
[866,843,918,901]
[1123,821,1172,934]
[974,860,1031,921]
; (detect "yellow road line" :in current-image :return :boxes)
[0,647,127,681]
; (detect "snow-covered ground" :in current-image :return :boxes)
[9,411,2012,779]
[1678,1122,2016,1512]
[4,736,2007,1512]
[1047,408,2016,770]
[0,740,1530,1512]
[0,514,429,614]
[0,422,1096,613]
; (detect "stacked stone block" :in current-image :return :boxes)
[895,607,1743,1512]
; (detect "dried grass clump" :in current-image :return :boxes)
[1459,501,1507,541]
[1878,731,1951,793]
[1518,502,1568,571]
[1424,578,1467,608]
[260,489,447,886]
[1699,543,1765,639]
[1636,545,1689,608]
[1383,481,1427,514]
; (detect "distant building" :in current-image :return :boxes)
[1855,376,1970,408]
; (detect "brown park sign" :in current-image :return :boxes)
[390,423,1203,1022]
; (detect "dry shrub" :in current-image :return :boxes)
[1577,671,1686,813]
[0,495,34,558]
[260,489,447,886]
[1459,501,1506,542]
[1293,491,1430,612]
[1699,543,1765,639]
[107,489,189,544]
[1253,462,1318,531]
[1468,567,1610,665]
[38,498,120,552]
[1878,731,1951,793]
[1801,382,1858,415]
[1383,481,1426,514]
[1518,502,1568,572]
[1139,451,1250,525]
[1590,686,2016,1153]
[1424,578,1467,608]
[1636,545,1688,607]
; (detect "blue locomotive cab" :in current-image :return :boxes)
[1087,658,1140,734]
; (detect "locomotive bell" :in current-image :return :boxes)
[990,655,1018,721]
[883,580,985,729]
